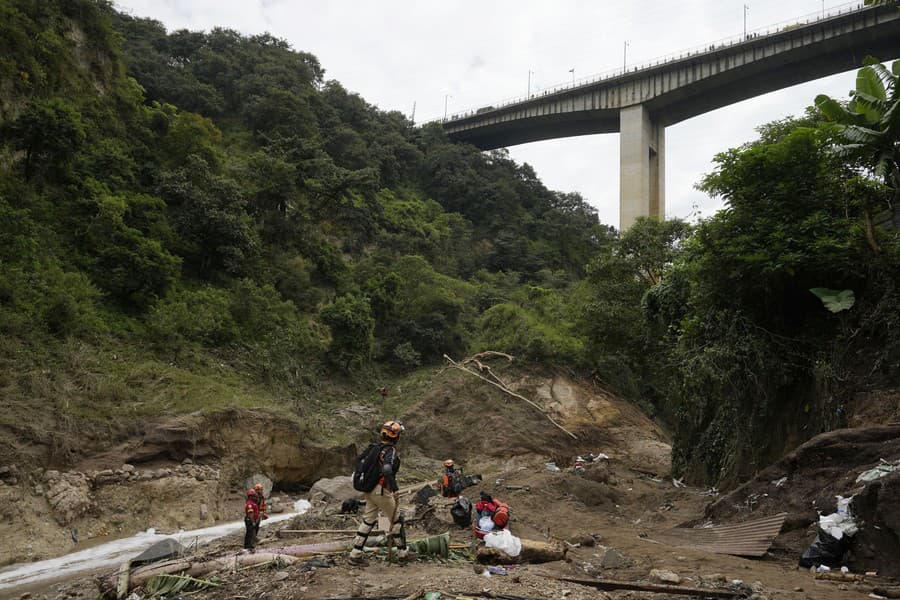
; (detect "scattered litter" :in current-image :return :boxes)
[800,497,858,568]
[544,462,561,472]
[855,458,900,484]
[819,495,858,539]
[672,478,686,488]
[841,566,849,573]
[699,487,719,497]
[487,566,508,575]
[816,565,832,573]
[771,476,788,488]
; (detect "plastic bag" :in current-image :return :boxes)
[799,527,849,568]
[818,495,858,539]
[484,528,522,557]
[478,515,495,533]
[450,496,472,528]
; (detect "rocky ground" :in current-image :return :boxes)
[3,369,899,600]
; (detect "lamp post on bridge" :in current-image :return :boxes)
[623,41,629,73]
[443,94,451,121]
[569,68,575,85]
[743,4,749,38]
[527,69,534,97]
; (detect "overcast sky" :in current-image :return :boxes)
[114,0,867,228]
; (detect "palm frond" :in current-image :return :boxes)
[144,573,222,597]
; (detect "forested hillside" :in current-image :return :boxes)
[1,0,898,487]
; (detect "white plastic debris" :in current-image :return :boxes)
[771,476,788,487]
[544,462,561,472]
[855,458,900,484]
[818,495,858,539]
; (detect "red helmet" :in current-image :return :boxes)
[247,489,257,498]
[380,420,404,441]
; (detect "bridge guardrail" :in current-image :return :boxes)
[426,0,871,125]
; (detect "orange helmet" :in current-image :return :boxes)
[380,420,404,441]
[253,483,264,492]
[246,489,257,498]
[443,459,455,468]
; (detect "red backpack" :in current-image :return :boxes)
[492,502,510,528]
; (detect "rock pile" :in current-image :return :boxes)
[41,463,221,526]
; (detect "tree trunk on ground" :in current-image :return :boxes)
[475,538,566,564]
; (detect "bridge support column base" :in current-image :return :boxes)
[619,104,665,231]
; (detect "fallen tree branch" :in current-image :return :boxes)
[536,573,739,597]
[444,354,578,440]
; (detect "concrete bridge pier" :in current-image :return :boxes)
[619,104,665,231]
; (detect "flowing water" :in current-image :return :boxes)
[0,499,311,596]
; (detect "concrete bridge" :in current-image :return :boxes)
[442,2,900,230]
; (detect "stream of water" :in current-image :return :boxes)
[0,499,311,595]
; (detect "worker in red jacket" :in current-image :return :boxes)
[252,483,268,538]
[244,489,260,550]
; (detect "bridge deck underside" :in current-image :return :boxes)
[446,11,900,151]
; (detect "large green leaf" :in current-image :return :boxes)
[892,59,900,78]
[857,66,887,102]
[815,94,852,121]
[810,288,856,313]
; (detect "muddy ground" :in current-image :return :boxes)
[6,369,900,600]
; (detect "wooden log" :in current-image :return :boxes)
[814,571,865,583]
[538,574,739,598]
[475,538,566,564]
[873,587,900,599]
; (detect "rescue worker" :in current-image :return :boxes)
[440,459,460,497]
[253,483,268,538]
[244,489,260,550]
[348,420,412,566]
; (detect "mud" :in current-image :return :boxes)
[4,369,898,600]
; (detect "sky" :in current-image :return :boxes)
[113,0,868,228]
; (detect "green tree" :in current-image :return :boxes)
[6,98,85,181]
[816,58,900,252]
[321,294,374,370]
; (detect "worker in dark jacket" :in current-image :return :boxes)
[244,489,260,550]
[348,420,412,566]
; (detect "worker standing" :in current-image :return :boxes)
[253,483,268,539]
[244,489,260,550]
[348,420,412,566]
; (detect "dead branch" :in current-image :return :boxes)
[536,573,739,597]
[444,354,578,440]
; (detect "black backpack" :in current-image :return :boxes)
[450,496,472,527]
[352,443,383,492]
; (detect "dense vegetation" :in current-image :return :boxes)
[1,0,897,486]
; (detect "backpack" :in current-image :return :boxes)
[352,443,383,492]
[441,471,464,497]
[450,496,472,527]
[492,502,510,528]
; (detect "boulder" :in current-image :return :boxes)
[849,470,900,578]
[46,472,92,525]
[308,476,359,504]
[649,569,682,584]
[245,474,273,497]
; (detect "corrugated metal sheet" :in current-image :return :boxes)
[648,513,786,557]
